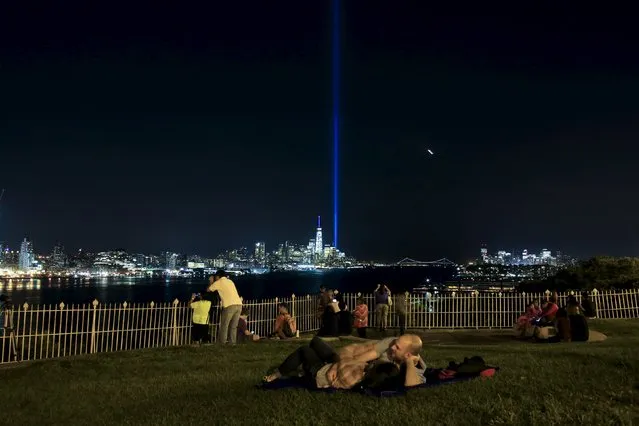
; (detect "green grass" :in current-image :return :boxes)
[1,320,639,425]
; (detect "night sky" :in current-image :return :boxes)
[1,2,638,261]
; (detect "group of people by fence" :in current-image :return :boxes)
[186,269,243,345]
[188,275,407,346]
[514,291,597,343]
[316,283,408,339]
[187,269,298,345]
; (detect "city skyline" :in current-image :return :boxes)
[1,227,573,266]
[2,3,639,261]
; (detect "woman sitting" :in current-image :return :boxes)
[565,296,582,316]
[565,296,589,342]
[537,296,559,326]
[515,299,541,338]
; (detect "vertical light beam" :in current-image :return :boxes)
[332,0,340,249]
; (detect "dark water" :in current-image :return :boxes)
[0,267,455,306]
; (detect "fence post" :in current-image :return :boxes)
[121,302,128,351]
[473,290,479,329]
[171,298,179,346]
[57,302,65,358]
[291,294,296,317]
[90,299,99,354]
[591,288,600,318]
[451,292,457,329]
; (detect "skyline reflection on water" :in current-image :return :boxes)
[0,267,449,306]
[0,272,327,306]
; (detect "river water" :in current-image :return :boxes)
[0,267,454,306]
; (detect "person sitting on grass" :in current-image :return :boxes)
[271,303,297,340]
[262,335,424,390]
[565,296,590,342]
[580,292,597,318]
[352,297,369,338]
[237,308,260,342]
[515,299,541,338]
[537,296,559,326]
[565,295,582,315]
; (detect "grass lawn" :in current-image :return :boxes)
[1,320,638,425]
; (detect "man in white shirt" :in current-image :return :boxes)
[206,270,243,345]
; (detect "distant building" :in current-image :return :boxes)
[50,243,67,271]
[315,216,323,258]
[166,252,179,270]
[254,242,266,266]
[94,250,135,271]
[19,238,34,270]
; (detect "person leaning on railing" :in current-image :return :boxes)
[393,292,408,336]
[206,269,243,345]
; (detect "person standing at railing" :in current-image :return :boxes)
[317,286,334,335]
[317,285,332,319]
[393,292,408,336]
[0,294,7,335]
[189,293,212,344]
[206,269,243,345]
[374,284,391,333]
[0,294,14,336]
[0,294,17,362]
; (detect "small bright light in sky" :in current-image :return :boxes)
[427,149,434,155]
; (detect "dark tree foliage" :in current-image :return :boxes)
[518,257,639,292]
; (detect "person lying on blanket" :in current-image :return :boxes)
[337,334,426,387]
[263,335,425,389]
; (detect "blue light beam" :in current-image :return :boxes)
[332,0,340,250]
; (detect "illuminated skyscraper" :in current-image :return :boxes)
[166,252,179,270]
[51,242,67,271]
[254,242,266,266]
[315,216,323,257]
[19,237,34,270]
[480,244,488,262]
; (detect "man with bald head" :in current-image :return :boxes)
[337,334,426,387]
[263,334,426,390]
